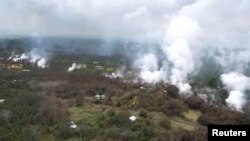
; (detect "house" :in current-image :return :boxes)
[70,121,77,129]
[95,94,106,100]
[129,116,137,122]
[0,99,5,103]
[93,61,99,65]
[95,66,103,70]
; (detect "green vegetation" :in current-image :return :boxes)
[1,46,250,141]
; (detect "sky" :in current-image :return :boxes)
[1,0,249,43]
[0,0,193,40]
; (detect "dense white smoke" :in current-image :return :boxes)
[68,63,87,72]
[37,58,47,68]
[221,72,250,111]
[134,53,168,83]
[9,50,48,68]
[11,54,29,62]
[135,15,200,93]
[128,0,250,97]
[104,67,125,79]
[162,15,200,94]
[165,39,193,94]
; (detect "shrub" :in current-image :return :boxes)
[166,85,179,98]
[139,109,148,118]
[54,121,75,139]
[198,106,244,125]
[159,117,171,130]
[20,126,40,141]
[103,127,121,140]
[108,111,130,126]
[162,99,187,116]
[121,130,136,141]
[77,124,96,140]
[242,103,250,124]
[185,95,204,109]
[136,126,154,141]
[75,94,84,107]
[38,96,68,125]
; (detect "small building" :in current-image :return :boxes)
[70,121,77,129]
[93,61,99,65]
[140,87,145,90]
[0,99,5,104]
[95,66,103,70]
[129,116,137,122]
[95,94,106,100]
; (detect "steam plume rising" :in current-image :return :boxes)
[134,53,168,83]
[9,50,47,68]
[221,72,250,111]
[68,63,86,72]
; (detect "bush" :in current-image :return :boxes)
[77,124,96,140]
[159,117,171,130]
[75,94,84,107]
[54,121,75,139]
[242,103,250,124]
[103,127,121,140]
[139,109,148,118]
[171,128,207,141]
[162,99,187,116]
[185,95,204,109]
[38,96,68,125]
[136,126,154,141]
[108,111,130,126]
[121,130,136,141]
[136,92,169,112]
[198,106,244,125]
[166,85,179,98]
[20,126,40,141]
[106,109,115,117]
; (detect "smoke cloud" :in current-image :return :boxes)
[134,53,168,83]
[1,0,250,109]
[221,72,250,111]
[9,49,48,68]
[68,63,87,72]
[162,15,200,94]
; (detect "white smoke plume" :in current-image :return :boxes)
[9,54,29,62]
[156,15,200,94]
[221,72,250,111]
[104,67,125,79]
[134,53,168,83]
[159,0,249,95]
[130,1,198,93]
[68,63,87,72]
[37,58,47,68]
[163,38,194,94]
[9,51,48,68]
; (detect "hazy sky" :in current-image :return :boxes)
[0,0,192,40]
[0,0,249,42]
